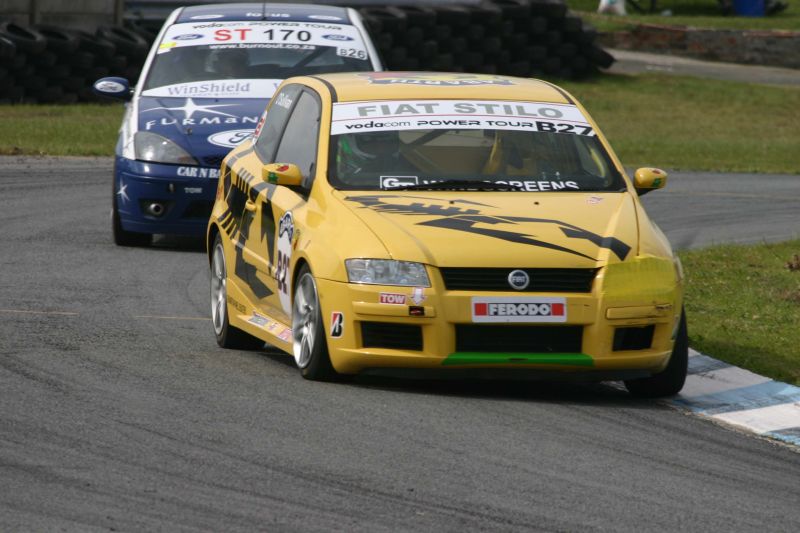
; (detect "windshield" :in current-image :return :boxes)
[329,100,624,192]
[142,21,371,98]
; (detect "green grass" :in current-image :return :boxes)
[1,73,799,173]
[679,240,800,385]
[561,74,800,174]
[0,104,124,156]
[568,0,800,31]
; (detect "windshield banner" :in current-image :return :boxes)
[158,21,367,59]
[331,100,595,136]
[141,78,282,98]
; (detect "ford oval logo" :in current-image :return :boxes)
[323,34,353,41]
[174,33,204,40]
[207,129,253,148]
[508,270,530,290]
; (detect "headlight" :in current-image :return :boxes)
[134,131,198,165]
[345,259,430,287]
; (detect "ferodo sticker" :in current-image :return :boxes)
[330,100,593,136]
[471,297,567,323]
[276,212,294,314]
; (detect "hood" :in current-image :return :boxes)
[335,191,639,268]
[137,95,267,166]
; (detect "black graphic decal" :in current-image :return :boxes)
[345,194,630,261]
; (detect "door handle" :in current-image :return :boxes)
[244,200,257,212]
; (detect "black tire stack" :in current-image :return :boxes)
[0,21,150,104]
[360,0,614,80]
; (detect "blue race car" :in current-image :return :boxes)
[94,3,382,245]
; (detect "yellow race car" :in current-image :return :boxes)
[207,72,687,397]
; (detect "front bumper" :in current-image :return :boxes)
[114,156,220,236]
[316,266,681,378]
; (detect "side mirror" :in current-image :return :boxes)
[263,163,303,187]
[92,77,132,101]
[633,167,667,196]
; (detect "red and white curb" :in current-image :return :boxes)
[668,349,800,447]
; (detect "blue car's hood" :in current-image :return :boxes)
[137,96,267,165]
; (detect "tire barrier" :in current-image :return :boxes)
[0,22,148,104]
[0,0,613,104]
[360,0,612,79]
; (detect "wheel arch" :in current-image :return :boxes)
[207,223,220,266]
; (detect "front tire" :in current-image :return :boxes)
[210,234,264,350]
[292,265,337,381]
[112,196,151,247]
[624,310,688,398]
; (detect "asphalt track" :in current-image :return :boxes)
[1,157,799,531]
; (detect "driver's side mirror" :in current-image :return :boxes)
[263,163,303,187]
[633,167,667,195]
[92,77,132,101]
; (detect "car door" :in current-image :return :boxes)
[247,85,322,323]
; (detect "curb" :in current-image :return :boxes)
[669,349,800,448]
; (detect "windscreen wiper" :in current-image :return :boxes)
[390,180,525,191]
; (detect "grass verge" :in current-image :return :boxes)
[568,0,800,32]
[679,240,800,385]
[0,104,124,156]
[561,73,800,174]
[1,73,799,173]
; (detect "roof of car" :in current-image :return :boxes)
[175,3,352,24]
[305,72,574,104]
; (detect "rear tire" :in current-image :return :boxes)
[112,196,151,247]
[292,265,337,381]
[210,234,264,350]
[625,310,689,398]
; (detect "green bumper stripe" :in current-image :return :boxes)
[442,352,594,367]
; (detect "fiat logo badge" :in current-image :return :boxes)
[508,269,530,290]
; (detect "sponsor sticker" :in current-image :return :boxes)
[208,129,253,148]
[587,195,603,205]
[330,100,593,136]
[177,166,220,179]
[191,14,224,20]
[359,73,515,86]
[411,287,426,305]
[141,79,281,99]
[276,212,294,314]
[184,187,202,194]
[278,328,292,342]
[248,313,269,327]
[379,293,407,305]
[471,297,567,323]
[275,92,293,109]
[309,14,343,21]
[330,312,344,338]
[380,176,418,189]
[156,21,368,58]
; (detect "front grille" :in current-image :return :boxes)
[613,325,655,351]
[182,200,214,219]
[202,155,225,167]
[456,325,583,353]
[440,268,597,292]
[361,322,423,351]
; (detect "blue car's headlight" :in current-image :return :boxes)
[134,131,198,165]
[345,259,430,287]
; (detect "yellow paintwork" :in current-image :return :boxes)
[634,167,668,191]
[207,72,683,377]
